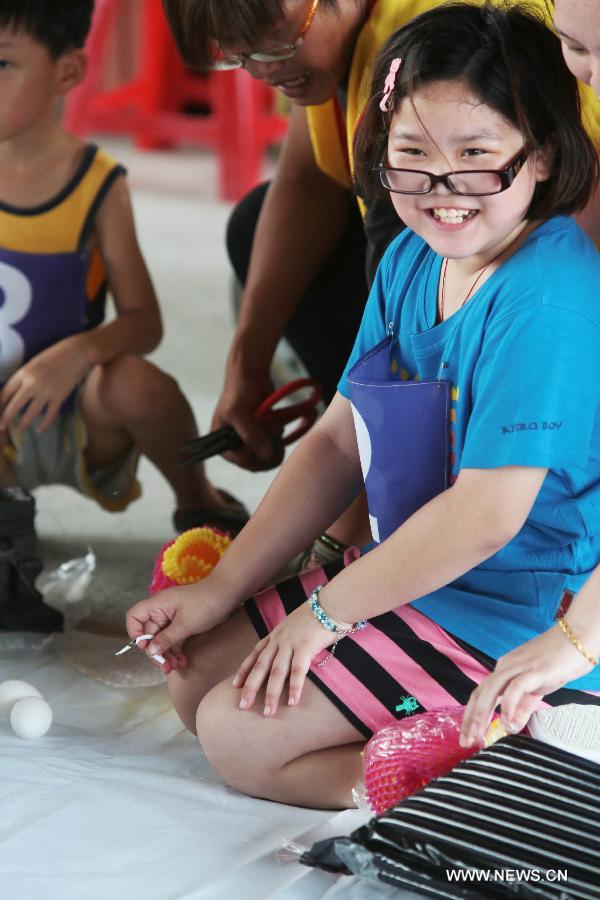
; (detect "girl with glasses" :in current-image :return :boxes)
[126,3,600,809]
[461,0,600,759]
[162,0,598,571]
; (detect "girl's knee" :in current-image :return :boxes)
[196,684,271,796]
[167,632,221,734]
[195,686,239,781]
[167,670,200,735]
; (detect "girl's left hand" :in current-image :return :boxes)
[233,602,335,716]
[460,622,595,746]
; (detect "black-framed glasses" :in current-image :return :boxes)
[210,0,319,70]
[373,148,528,196]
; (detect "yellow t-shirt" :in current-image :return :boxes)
[307,0,600,210]
[579,81,600,153]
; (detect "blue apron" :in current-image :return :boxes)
[347,337,450,543]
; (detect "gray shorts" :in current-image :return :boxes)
[5,400,141,512]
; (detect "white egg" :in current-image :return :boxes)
[10,696,53,739]
[0,679,43,717]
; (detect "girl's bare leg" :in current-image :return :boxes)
[166,606,366,809]
[166,607,258,732]
[196,676,365,809]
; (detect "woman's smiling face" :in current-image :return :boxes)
[553,0,600,96]
[218,0,367,106]
[385,79,550,265]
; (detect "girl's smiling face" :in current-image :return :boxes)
[385,79,551,266]
[554,0,600,97]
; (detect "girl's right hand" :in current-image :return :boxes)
[125,582,228,674]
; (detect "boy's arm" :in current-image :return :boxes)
[0,176,161,433]
[74,174,163,365]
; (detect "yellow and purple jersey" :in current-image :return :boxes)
[0,145,125,383]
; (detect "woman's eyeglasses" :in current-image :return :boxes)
[373,148,528,196]
[210,0,319,70]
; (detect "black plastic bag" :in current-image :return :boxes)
[0,487,63,632]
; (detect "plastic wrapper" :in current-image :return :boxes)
[333,840,385,883]
[54,630,166,688]
[0,631,54,653]
[322,871,403,899]
[350,777,369,810]
[39,549,165,688]
[363,706,504,815]
[275,838,308,864]
[40,548,96,630]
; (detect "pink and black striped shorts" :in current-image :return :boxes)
[245,551,600,738]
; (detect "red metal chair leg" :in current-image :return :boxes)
[62,0,289,201]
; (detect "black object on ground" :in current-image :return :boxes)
[0,487,63,632]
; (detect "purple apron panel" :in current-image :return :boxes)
[0,246,88,384]
[347,337,450,544]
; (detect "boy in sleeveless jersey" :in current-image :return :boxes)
[0,2,248,628]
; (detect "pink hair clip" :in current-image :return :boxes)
[380,57,402,112]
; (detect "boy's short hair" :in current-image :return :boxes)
[0,0,94,57]
[162,0,339,70]
[354,1,598,220]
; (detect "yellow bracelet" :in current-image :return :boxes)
[558,617,599,667]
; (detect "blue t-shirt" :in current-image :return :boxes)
[338,216,600,689]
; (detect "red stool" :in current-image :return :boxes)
[63,0,288,201]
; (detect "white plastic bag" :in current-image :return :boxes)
[41,548,96,630]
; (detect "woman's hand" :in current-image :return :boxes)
[233,602,335,715]
[125,581,230,675]
[460,622,595,746]
[211,359,284,471]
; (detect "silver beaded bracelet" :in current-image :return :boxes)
[308,584,367,667]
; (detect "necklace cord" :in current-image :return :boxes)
[439,241,511,321]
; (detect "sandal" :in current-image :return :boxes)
[296,532,348,573]
[173,489,249,537]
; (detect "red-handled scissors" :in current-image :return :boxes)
[180,378,323,466]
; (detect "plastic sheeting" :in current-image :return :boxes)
[0,631,389,900]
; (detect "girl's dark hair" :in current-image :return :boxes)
[354,1,598,219]
[0,0,94,56]
[162,0,339,69]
